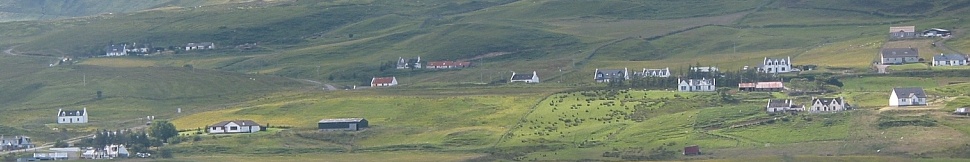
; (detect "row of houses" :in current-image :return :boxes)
[369,71,540,87]
[765,97,847,113]
[765,87,927,113]
[205,118,370,134]
[396,57,472,69]
[103,42,215,56]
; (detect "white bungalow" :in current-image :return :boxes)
[890,87,927,107]
[208,120,262,134]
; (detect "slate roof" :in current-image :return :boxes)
[685,78,714,85]
[881,48,919,58]
[59,109,84,117]
[511,73,535,80]
[933,54,967,61]
[813,98,843,105]
[211,120,261,127]
[318,118,366,123]
[759,57,790,66]
[892,87,927,98]
[371,77,395,84]
[767,99,791,108]
[595,69,626,79]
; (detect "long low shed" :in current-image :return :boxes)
[318,118,368,131]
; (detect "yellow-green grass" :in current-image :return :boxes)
[738,7,913,26]
[844,92,890,109]
[79,58,158,67]
[173,89,546,149]
[720,112,851,144]
[174,151,483,162]
[888,63,931,71]
[841,77,939,92]
[797,37,883,68]
[685,155,940,162]
[546,11,747,39]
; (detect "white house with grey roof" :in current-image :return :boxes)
[880,48,920,64]
[678,78,716,92]
[809,97,847,112]
[766,99,804,113]
[208,120,262,134]
[758,56,793,73]
[57,108,88,124]
[510,71,539,83]
[594,68,629,83]
[890,87,927,107]
[932,54,968,66]
[639,68,670,77]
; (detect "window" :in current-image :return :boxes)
[230,126,238,131]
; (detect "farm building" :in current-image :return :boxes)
[678,78,716,92]
[57,108,88,124]
[371,77,398,87]
[509,71,539,83]
[318,118,369,131]
[932,54,968,66]
[638,67,670,77]
[890,87,927,107]
[738,81,784,92]
[683,145,701,156]
[809,97,847,113]
[880,48,920,65]
[593,68,629,83]
[765,99,804,113]
[889,26,918,40]
[758,56,793,73]
[923,28,951,37]
[208,120,262,134]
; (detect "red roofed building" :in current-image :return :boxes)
[426,61,471,69]
[371,77,398,87]
[738,81,784,92]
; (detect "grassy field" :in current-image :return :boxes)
[6,0,970,161]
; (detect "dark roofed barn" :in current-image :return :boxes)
[318,118,369,131]
[684,145,700,156]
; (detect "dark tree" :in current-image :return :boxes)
[150,120,178,143]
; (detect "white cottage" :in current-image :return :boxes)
[678,78,716,92]
[510,71,539,83]
[208,120,262,134]
[593,68,629,83]
[57,108,88,124]
[765,99,804,113]
[809,97,847,112]
[889,87,927,107]
[758,57,793,73]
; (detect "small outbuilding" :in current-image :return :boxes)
[683,145,701,156]
[318,118,369,131]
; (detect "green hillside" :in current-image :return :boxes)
[4,0,970,161]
